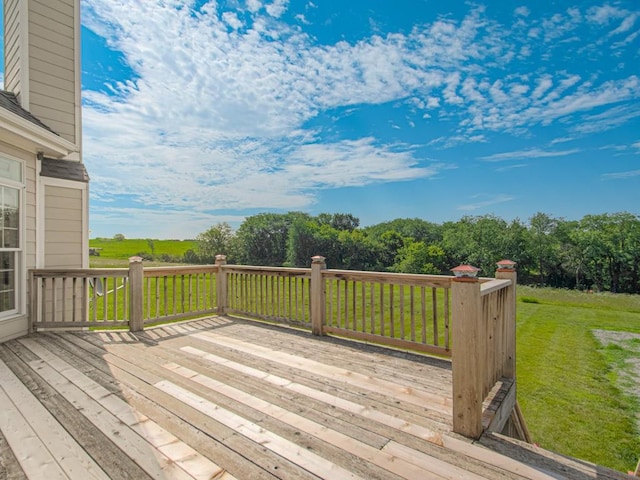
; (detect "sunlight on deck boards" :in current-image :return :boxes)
[0,317,630,480]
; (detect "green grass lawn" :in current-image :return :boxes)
[516,286,640,472]
[89,238,197,261]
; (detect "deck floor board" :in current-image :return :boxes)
[0,316,631,480]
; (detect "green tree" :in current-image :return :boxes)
[196,222,235,263]
[364,218,442,244]
[146,239,156,256]
[577,212,640,292]
[236,212,310,266]
[391,241,445,274]
[287,219,340,267]
[527,212,562,285]
[441,215,510,276]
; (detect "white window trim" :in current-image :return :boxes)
[0,153,26,320]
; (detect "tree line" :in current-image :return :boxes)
[189,211,640,294]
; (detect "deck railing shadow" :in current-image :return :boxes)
[28,254,523,441]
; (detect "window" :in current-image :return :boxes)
[0,156,22,316]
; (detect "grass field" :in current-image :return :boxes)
[516,286,640,472]
[89,237,197,264]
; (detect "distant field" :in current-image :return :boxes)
[89,238,197,266]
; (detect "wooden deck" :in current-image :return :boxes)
[0,317,629,480]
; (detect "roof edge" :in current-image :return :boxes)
[0,106,78,158]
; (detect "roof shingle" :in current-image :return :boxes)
[41,157,89,183]
[0,90,59,134]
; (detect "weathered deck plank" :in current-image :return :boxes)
[0,316,632,480]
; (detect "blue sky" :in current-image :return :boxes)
[2,1,639,239]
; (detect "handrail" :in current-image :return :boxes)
[480,278,512,296]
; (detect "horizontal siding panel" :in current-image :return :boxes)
[5,0,19,16]
[29,18,74,50]
[30,78,75,100]
[5,12,20,41]
[45,219,82,233]
[44,254,83,269]
[44,207,81,221]
[5,51,20,76]
[26,107,75,137]
[29,57,75,83]
[29,32,74,60]
[30,0,74,28]
[33,0,74,17]
[26,245,37,269]
[4,67,20,93]
[4,3,19,35]
[30,11,74,40]
[5,35,20,60]
[45,186,82,201]
[29,91,75,115]
[44,242,82,256]
[30,46,74,71]
[45,184,83,268]
[28,103,75,123]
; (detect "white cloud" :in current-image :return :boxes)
[481,148,580,162]
[573,104,640,134]
[81,1,507,223]
[247,0,263,13]
[457,194,515,211]
[610,13,638,35]
[77,1,640,235]
[266,0,289,18]
[602,170,640,180]
[586,5,627,25]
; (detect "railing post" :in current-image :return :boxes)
[216,255,227,315]
[496,260,517,378]
[451,265,483,439]
[129,256,144,332]
[28,270,36,333]
[311,255,326,336]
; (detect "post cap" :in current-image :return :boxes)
[451,264,480,278]
[496,259,517,270]
[128,256,143,263]
[311,255,326,264]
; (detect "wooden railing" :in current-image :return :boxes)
[141,264,217,326]
[28,254,517,440]
[223,265,312,327]
[29,258,219,331]
[320,268,452,357]
[28,268,130,330]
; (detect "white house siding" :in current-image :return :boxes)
[26,0,78,145]
[2,0,23,99]
[44,185,82,268]
[3,0,78,146]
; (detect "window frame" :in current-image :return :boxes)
[0,154,25,320]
